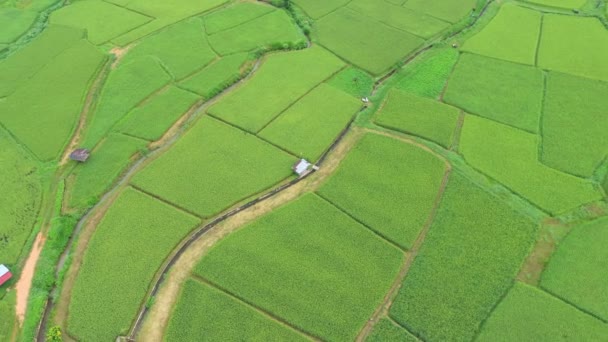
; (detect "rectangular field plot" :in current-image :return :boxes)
[164,279,309,341]
[194,194,403,341]
[394,47,459,99]
[0,8,38,44]
[131,116,296,218]
[477,283,608,341]
[460,115,603,214]
[367,318,418,342]
[390,173,537,341]
[462,4,541,65]
[67,187,200,342]
[538,15,608,82]
[318,134,447,250]
[443,53,543,133]
[0,39,106,161]
[179,52,249,99]
[292,0,351,19]
[403,0,477,23]
[259,83,361,161]
[315,8,424,75]
[540,72,608,178]
[541,217,608,321]
[208,47,344,132]
[203,2,274,35]
[374,89,460,148]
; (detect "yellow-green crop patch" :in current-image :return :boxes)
[403,0,477,23]
[292,0,351,19]
[259,83,361,161]
[208,47,344,132]
[477,283,608,341]
[460,115,603,214]
[131,116,296,218]
[390,173,537,341]
[203,2,275,35]
[462,4,541,65]
[375,89,460,148]
[194,193,404,341]
[318,134,447,250]
[443,53,543,133]
[178,52,249,99]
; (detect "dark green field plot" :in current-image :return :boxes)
[459,115,603,214]
[259,83,361,161]
[118,86,200,141]
[477,283,608,341]
[403,0,476,23]
[462,4,541,65]
[178,52,249,99]
[524,0,586,9]
[315,8,424,75]
[132,116,295,218]
[0,8,38,44]
[390,173,536,341]
[394,47,459,99]
[292,0,351,19]
[165,279,309,342]
[538,14,608,82]
[540,72,608,178]
[0,39,106,161]
[319,134,447,250]
[375,89,460,148]
[208,47,344,132]
[443,53,543,133]
[203,2,275,34]
[194,194,403,341]
[0,130,41,265]
[67,187,200,342]
[541,217,608,321]
[326,66,374,98]
[208,10,305,55]
[367,318,418,342]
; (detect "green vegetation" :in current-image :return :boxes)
[67,134,147,210]
[118,86,200,141]
[165,279,309,341]
[538,14,608,82]
[375,89,460,148]
[390,173,537,341]
[477,283,608,341]
[541,72,608,178]
[259,83,361,161]
[208,46,344,132]
[319,134,447,249]
[179,52,249,99]
[315,8,424,75]
[68,187,200,342]
[394,47,459,99]
[367,318,418,342]
[403,0,477,23]
[326,66,374,98]
[462,4,541,65]
[195,194,403,341]
[541,217,608,321]
[203,2,275,34]
[132,116,295,217]
[0,8,37,44]
[292,0,351,19]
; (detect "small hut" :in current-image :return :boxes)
[293,159,312,176]
[0,264,12,287]
[70,148,90,162]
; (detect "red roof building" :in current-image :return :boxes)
[0,264,12,287]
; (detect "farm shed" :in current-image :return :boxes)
[70,148,90,162]
[0,264,12,286]
[293,159,312,176]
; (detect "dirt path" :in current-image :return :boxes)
[15,233,45,324]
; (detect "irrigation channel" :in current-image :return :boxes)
[34,1,496,340]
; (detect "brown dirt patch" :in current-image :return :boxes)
[15,233,45,325]
[109,46,133,69]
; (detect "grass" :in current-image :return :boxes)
[443,53,544,133]
[0,291,16,341]
[477,282,608,341]
[291,0,351,19]
[394,47,459,99]
[462,4,541,65]
[374,89,460,148]
[121,18,216,80]
[403,0,477,23]
[49,0,151,45]
[459,115,603,215]
[390,173,537,341]
[164,279,309,341]
[131,116,296,218]
[66,133,147,210]
[541,217,608,321]
[0,39,106,160]
[82,56,171,148]
[208,46,344,132]
[318,134,447,250]
[0,8,37,44]
[259,83,361,161]
[67,187,200,342]
[540,72,608,178]
[326,66,374,98]
[194,193,404,341]
[178,52,249,99]
[367,318,418,342]
[118,86,200,141]
[315,8,424,75]
[207,10,305,55]
[538,14,608,82]
[203,2,274,35]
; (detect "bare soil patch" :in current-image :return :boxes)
[15,233,45,325]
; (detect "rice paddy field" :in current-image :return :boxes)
[1,0,608,341]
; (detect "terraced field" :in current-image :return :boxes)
[1,0,607,341]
